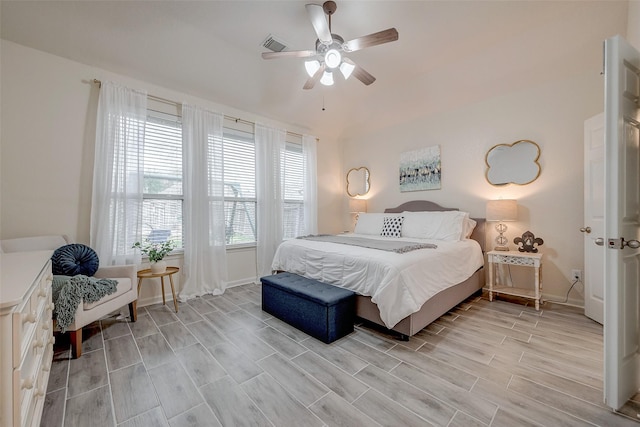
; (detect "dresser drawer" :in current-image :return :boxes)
[31,270,53,319]
[13,322,53,426]
[27,341,53,427]
[1,250,54,427]
[12,261,53,368]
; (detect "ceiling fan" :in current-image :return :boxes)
[262,1,399,90]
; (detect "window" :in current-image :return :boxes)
[282,142,305,239]
[142,112,184,247]
[223,128,256,245]
[141,111,307,248]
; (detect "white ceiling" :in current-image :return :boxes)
[0,1,629,140]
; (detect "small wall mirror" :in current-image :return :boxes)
[485,140,541,186]
[346,167,370,197]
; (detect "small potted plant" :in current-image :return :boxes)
[132,239,177,274]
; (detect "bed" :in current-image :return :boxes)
[271,200,486,339]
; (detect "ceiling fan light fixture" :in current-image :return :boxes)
[339,61,355,79]
[324,49,341,69]
[320,70,334,86]
[304,60,321,77]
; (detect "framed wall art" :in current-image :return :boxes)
[399,145,441,192]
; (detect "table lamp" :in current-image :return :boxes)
[486,199,518,251]
[349,199,367,220]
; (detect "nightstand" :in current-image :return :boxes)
[487,250,543,310]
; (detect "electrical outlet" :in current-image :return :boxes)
[571,269,583,282]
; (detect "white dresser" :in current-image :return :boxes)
[1,251,54,427]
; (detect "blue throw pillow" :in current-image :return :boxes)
[52,244,100,276]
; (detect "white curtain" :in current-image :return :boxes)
[90,81,147,266]
[255,123,286,278]
[302,134,318,235]
[179,104,228,299]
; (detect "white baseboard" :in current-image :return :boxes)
[137,276,258,308]
[226,276,258,288]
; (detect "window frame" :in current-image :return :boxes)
[139,110,308,251]
[222,123,258,248]
[141,109,185,251]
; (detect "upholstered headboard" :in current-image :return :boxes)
[384,200,486,252]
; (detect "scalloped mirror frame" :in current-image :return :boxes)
[346,167,371,197]
[485,140,541,186]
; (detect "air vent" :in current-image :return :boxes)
[262,34,288,52]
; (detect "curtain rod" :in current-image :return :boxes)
[92,79,314,141]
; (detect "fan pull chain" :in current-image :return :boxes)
[322,95,326,111]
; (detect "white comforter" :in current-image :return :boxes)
[271,234,484,328]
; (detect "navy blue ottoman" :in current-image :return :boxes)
[261,272,355,344]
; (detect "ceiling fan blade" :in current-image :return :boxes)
[306,4,332,44]
[343,28,399,52]
[262,50,315,59]
[343,58,376,85]
[303,63,326,90]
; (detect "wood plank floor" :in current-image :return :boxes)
[41,283,640,426]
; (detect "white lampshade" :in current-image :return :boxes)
[339,61,355,79]
[320,71,334,86]
[325,49,341,69]
[349,199,367,213]
[304,60,321,77]
[486,199,518,221]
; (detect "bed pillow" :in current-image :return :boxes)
[463,218,477,239]
[401,211,469,241]
[381,216,404,238]
[354,213,400,235]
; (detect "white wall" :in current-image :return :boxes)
[0,40,344,305]
[629,0,640,49]
[341,60,605,306]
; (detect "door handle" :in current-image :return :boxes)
[606,237,640,249]
[595,237,605,246]
[625,239,640,249]
[580,226,592,233]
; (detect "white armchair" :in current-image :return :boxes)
[1,235,138,358]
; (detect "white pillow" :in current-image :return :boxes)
[463,218,477,239]
[401,211,469,241]
[354,213,400,235]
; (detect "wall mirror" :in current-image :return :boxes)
[485,140,541,186]
[346,167,370,197]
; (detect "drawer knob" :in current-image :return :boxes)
[48,302,55,311]
[32,337,45,350]
[23,312,37,324]
[22,377,34,390]
[49,336,56,345]
[34,386,45,397]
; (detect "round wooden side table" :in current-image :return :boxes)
[137,266,180,312]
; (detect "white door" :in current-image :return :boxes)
[584,113,605,324]
[604,35,640,411]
